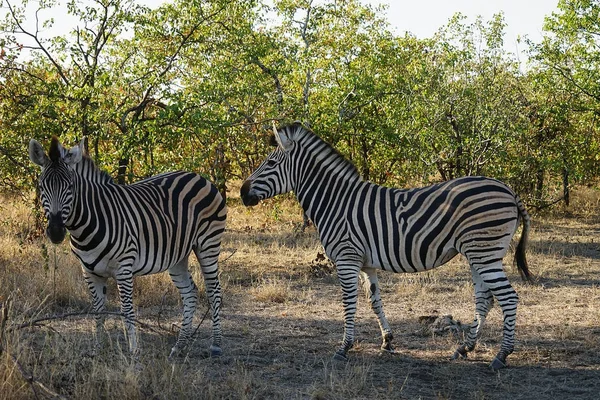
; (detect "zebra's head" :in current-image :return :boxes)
[240,123,300,207]
[29,137,85,244]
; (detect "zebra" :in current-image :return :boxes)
[240,122,531,370]
[29,136,226,358]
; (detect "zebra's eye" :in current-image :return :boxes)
[266,159,278,167]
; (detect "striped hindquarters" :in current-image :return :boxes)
[124,171,226,275]
[69,170,226,276]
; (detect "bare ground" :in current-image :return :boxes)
[1,192,600,399]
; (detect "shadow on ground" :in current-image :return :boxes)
[11,301,600,400]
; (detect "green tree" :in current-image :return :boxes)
[527,0,600,205]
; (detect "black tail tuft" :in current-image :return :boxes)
[514,199,533,284]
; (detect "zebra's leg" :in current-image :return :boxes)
[167,258,198,359]
[195,242,223,357]
[333,258,362,361]
[84,271,108,351]
[473,262,519,370]
[452,266,494,360]
[115,267,138,354]
[360,267,394,352]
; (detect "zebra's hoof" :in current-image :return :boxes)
[209,345,222,357]
[489,356,506,371]
[332,351,348,362]
[450,346,468,361]
[380,343,395,353]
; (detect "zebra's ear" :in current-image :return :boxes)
[272,123,293,151]
[63,144,83,167]
[28,139,50,167]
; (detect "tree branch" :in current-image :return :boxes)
[4,0,70,86]
[550,62,600,103]
[0,144,32,171]
[249,56,284,109]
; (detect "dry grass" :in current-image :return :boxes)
[1,184,600,399]
[250,278,291,303]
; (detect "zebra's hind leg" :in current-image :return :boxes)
[487,265,519,370]
[333,257,362,361]
[462,261,519,370]
[115,267,138,355]
[195,242,223,358]
[168,258,198,359]
[84,271,108,354]
[452,266,493,360]
[360,268,394,353]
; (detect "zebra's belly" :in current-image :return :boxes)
[72,243,184,278]
[131,258,177,276]
[74,249,124,278]
[365,243,459,273]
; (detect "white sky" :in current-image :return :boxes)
[10,0,559,60]
[365,0,559,59]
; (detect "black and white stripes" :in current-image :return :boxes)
[29,137,226,358]
[241,122,531,369]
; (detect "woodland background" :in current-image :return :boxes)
[1,0,599,208]
[2,2,600,399]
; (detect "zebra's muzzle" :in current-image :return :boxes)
[240,180,260,207]
[46,213,66,244]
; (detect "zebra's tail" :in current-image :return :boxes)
[514,196,533,283]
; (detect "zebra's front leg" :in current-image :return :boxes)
[168,259,198,359]
[196,246,223,358]
[333,260,361,362]
[452,266,493,360]
[116,268,138,354]
[360,268,394,353]
[84,272,108,353]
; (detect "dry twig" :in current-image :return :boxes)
[9,352,67,400]
[220,248,237,264]
[0,296,10,355]
[2,297,65,399]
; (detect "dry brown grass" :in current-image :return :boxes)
[1,184,599,399]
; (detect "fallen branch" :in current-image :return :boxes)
[10,310,172,337]
[528,195,566,211]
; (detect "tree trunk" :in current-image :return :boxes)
[563,166,569,207]
[535,168,544,201]
[93,136,99,160]
[212,143,228,203]
[117,158,128,185]
[360,135,370,181]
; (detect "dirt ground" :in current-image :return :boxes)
[1,194,600,399]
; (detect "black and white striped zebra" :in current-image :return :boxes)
[29,137,226,358]
[241,122,531,370]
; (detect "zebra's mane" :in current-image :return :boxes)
[75,154,115,184]
[278,122,361,179]
[46,138,113,184]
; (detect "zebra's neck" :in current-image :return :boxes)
[293,137,362,229]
